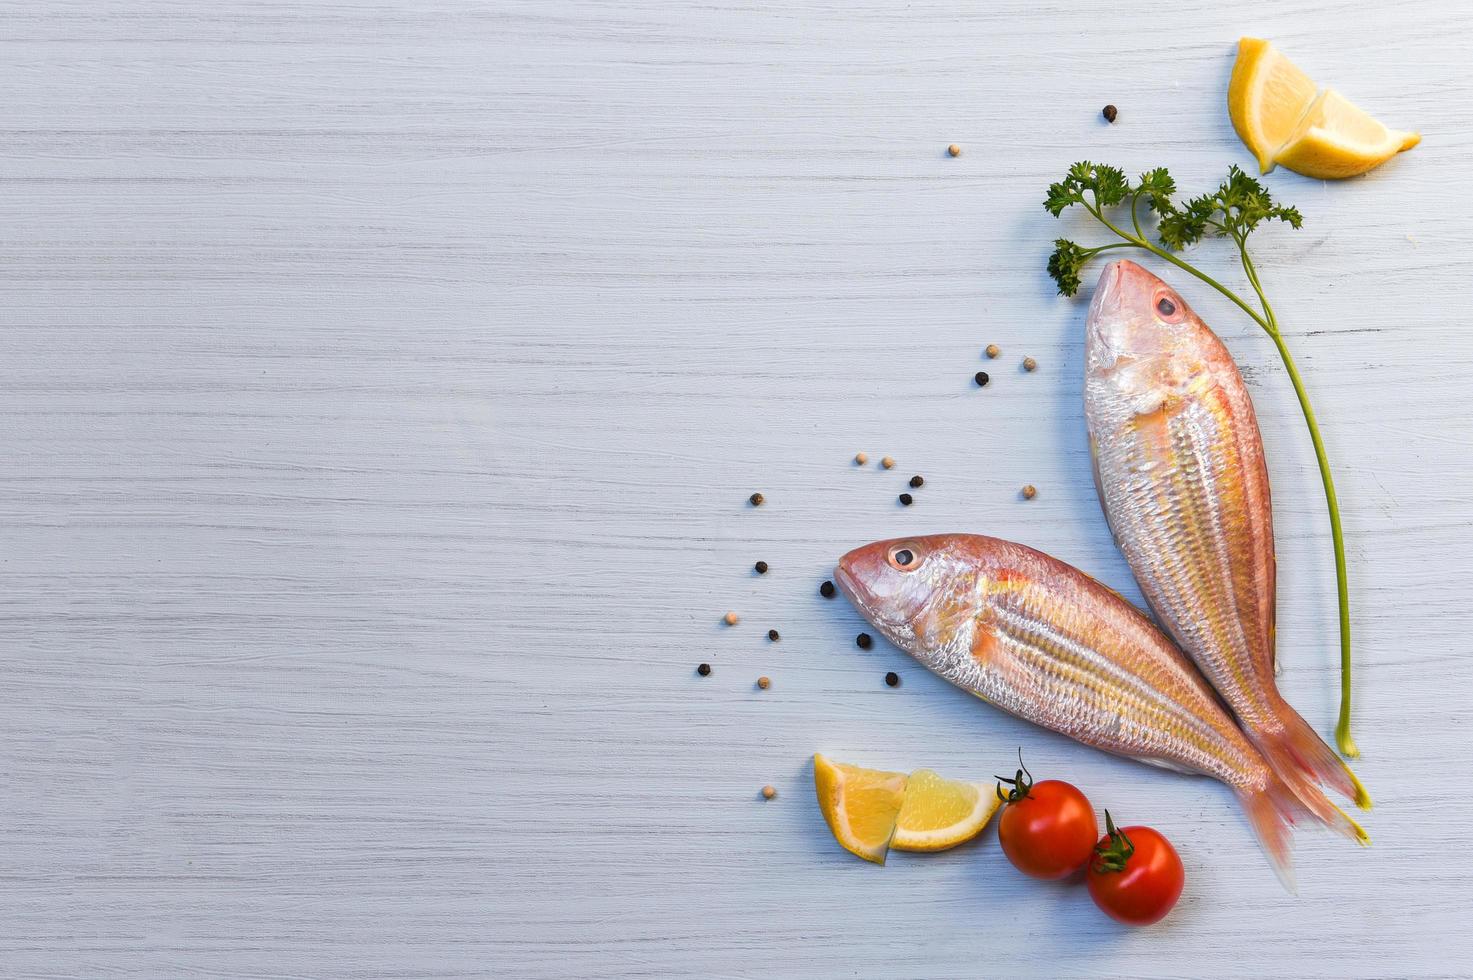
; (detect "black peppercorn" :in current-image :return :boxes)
[697,663,711,676]
[885,671,900,687]
[820,580,836,598]
[768,629,780,642]
[749,492,764,506]
[754,560,768,574]
[856,633,873,650]
[1103,104,1118,123]
[975,371,990,387]
[898,492,913,506]
[909,475,924,488]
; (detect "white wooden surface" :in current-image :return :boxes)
[1,1,1470,976]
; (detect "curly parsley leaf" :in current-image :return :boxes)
[1043,162,1130,216]
[1158,193,1216,249]
[1046,239,1088,296]
[1136,167,1177,216]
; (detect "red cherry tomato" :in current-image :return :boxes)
[995,756,1098,880]
[1085,811,1185,926]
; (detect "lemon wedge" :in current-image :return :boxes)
[1227,37,1418,178]
[891,768,1001,852]
[1228,37,1319,174]
[813,754,907,864]
[1275,89,1421,179]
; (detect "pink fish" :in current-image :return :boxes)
[1083,260,1370,824]
[836,533,1365,886]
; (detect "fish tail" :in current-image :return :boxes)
[1253,705,1373,812]
[1236,780,1300,894]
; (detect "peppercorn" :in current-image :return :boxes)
[1021,484,1037,500]
[909,475,924,488]
[856,633,873,650]
[749,492,764,506]
[820,580,836,598]
[1102,104,1118,123]
[1023,357,1037,372]
[975,371,990,387]
[724,611,740,626]
[898,492,913,506]
[947,144,961,157]
[761,785,777,800]
[757,675,771,690]
[885,671,900,687]
[768,629,780,642]
[697,663,711,676]
[854,452,868,465]
[754,560,768,574]
[985,344,1000,359]
[881,456,895,469]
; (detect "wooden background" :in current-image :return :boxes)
[1,1,1470,976]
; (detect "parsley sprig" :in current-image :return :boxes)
[1045,163,1358,759]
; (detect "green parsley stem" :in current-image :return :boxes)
[1084,242,1137,257]
[1240,250,1358,759]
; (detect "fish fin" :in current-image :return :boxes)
[1236,782,1299,894]
[1135,755,1200,775]
[1255,707,1373,812]
[968,622,999,666]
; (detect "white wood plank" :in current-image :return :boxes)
[0,0,1469,976]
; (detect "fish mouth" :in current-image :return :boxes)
[834,545,896,629]
[833,556,866,611]
[1087,259,1129,324]
[835,541,926,638]
[1086,259,1154,369]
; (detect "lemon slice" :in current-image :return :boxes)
[1275,89,1421,179]
[1227,38,1418,179]
[1228,37,1318,174]
[891,768,1001,852]
[813,754,907,864]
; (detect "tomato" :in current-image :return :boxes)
[995,757,1098,879]
[1085,811,1184,926]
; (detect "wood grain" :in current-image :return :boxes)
[0,0,1470,976]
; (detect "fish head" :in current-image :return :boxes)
[1086,260,1212,403]
[835,533,985,668]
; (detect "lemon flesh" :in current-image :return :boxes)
[1228,38,1418,178]
[891,769,1001,852]
[813,754,907,864]
[1229,37,1318,174]
[1275,89,1421,179]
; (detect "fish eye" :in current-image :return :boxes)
[1155,293,1183,321]
[886,544,922,571]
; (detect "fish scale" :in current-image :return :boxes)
[1155,403,1274,727]
[996,597,1245,774]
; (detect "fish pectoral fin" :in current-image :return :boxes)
[1136,755,1201,776]
[1129,396,1180,427]
[968,622,998,667]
